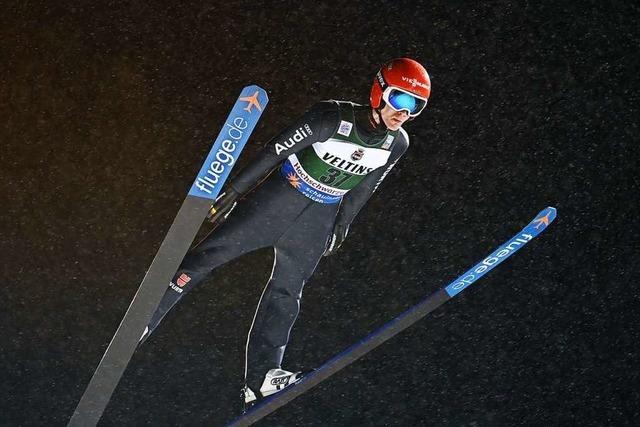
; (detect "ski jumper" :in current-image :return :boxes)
[144,100,410,392]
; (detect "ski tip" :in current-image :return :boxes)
[526,207,557,234]
[539,206,557,223]
[241,84,269,102]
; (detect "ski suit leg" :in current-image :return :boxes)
[143,229,264,340]
[244,200,338,391]
[143,173,304,342]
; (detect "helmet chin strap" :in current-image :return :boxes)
[369,106,389,131]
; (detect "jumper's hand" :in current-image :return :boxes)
[324,223,349,256]
[208,188,240,225]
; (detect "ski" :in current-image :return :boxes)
[226,207,557,427]
[68,85,269,427]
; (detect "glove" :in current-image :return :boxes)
[207,187,240,225]
[323,223,349,256]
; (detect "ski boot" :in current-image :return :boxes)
[242,368,303,412]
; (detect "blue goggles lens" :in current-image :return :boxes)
[387,89,426,115]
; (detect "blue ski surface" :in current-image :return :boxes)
[226,207,556,426]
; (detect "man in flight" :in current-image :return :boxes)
[140,57,432,405]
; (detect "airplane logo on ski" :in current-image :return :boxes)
[533,209,553,229]
[240,91,263,113]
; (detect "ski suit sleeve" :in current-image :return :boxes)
[334,129,410,229]
[229,101,340,195]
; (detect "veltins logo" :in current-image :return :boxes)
[188,85,268,200]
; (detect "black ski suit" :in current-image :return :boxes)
[144,100,409,392]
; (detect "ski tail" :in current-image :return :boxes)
[225,207,557,427]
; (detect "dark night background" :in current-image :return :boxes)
[1,1,638,426]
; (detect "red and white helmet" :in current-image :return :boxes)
[370,58,431,117]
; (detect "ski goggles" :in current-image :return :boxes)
[382,86,428,117]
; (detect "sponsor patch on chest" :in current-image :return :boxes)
[351,148,365,161]
[337,120,353,137]
[312,138,392,175]
[382,134,394,149]
[274,124,313,155]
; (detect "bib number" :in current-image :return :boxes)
[319,168,352,186]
